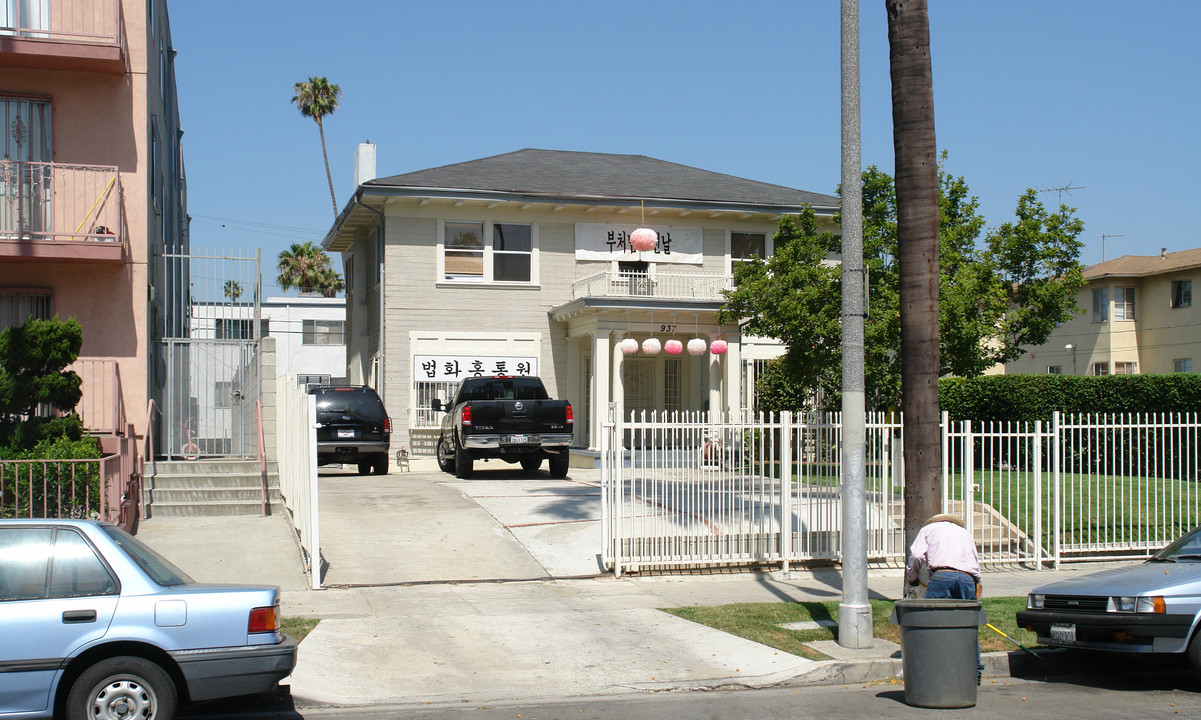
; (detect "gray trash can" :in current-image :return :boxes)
[892,598,985,709]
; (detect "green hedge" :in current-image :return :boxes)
[939,374,1201,421]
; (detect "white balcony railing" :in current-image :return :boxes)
[0,160,125,247]
[572,270,732,302]
[0,0,121,45]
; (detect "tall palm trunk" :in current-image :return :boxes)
[317,117,337,216]
[887,0,941,569]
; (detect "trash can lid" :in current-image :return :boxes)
[894,599,981,610]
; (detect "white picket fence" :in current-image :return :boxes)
[601,410,1201,576]
[275,375,321,588]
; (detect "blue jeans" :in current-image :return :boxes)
[926,570,984,678]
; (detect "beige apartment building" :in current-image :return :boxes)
[322,148,839,460]
[0,0,187,444]
[1005,248,1201,377]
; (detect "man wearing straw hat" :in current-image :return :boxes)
[906,513,985,683]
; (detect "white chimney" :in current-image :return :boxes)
[353,142,377,189]
[1162,247,1168,259]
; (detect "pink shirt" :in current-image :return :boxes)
[906,521,982,583]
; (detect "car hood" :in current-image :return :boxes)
[1030,562,1201,597]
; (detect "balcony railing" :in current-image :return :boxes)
[0,160,126,262]
[72,359,126,435]
[0,0,121,46]
[572,270,733,302]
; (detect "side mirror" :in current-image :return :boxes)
[431,399,443,412]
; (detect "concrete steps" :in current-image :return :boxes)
[147,459,282,517]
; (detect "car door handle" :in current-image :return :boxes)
[62,610,97,624]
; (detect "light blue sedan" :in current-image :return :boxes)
[1017,524,1201,675]
[0,519,296,720]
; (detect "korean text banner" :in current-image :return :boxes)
[575,223,703,264]
[414,355,539,382]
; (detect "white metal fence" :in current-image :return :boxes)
[601,410,1201,575]
[276,375,321,589]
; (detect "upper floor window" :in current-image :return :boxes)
[731,233,766,263]
[1047,365,1062,375]
[303,319,344,346]
[1172,280,1192,309]
[441,221,534,284]
[1114,361,1137,375]
[1092,288,1108,322]
[215,318,252,340]
[1092,362,1109,376]
[0,288,51,331]
[1114,287,1135,320]
[1175,358,1193,373]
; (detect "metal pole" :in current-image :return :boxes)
[838,0,872,650]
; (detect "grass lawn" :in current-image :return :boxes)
[663,596,1034,662]
[282,617,320,643]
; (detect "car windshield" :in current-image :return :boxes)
[1153,525,1201,562]
[458,378,548,402]
[102,525,194,586]
[314,389,384,419]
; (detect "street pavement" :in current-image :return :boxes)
[136,461,1135,710]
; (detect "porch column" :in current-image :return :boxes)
[708,344,722,422]
[567,337,581,446]
[612,331,626,426]
[590,331,611,450]
[723,332,741,417]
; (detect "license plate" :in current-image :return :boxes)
[506,434,531,444]
[1050,622,1076,645]
[337,429,355,439]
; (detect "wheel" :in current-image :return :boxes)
[549,453,569,479]
[454,440,474,479]
[67,656,177,720]
[436,436,455,473]
[1188,629,1201,681]
[520,457,542,473]
[372,453,389,475]
[357,461,372,475]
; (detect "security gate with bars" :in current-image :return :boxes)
[155,249,262,460]
[600,410,1201,576]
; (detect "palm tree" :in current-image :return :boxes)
[887,0,941,564]
[277,241,344,296]
[223,280,243,303]
[292,76,342,217]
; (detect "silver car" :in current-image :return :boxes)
[0,519,296,720]
[1017,524,1201,675]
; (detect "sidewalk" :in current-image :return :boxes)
[135,464,1120,709]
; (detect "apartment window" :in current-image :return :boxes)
[1175,358,1193,373]
[0,289,52,330]
[442,221,534,283]
[1092,288,1108,322]
[215,318,253,340]
[1092,362,1109,376]
[1114,287,1135,320]
[1047,366,1062,375]
[731,232,766,284]
[303,319,344,345]
[1172,280,1192,309]
[1114,361,1137,375]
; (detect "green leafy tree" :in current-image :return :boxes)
[718,161,1086,413]
[277,241,345,297]
[0,316,86,453]
[292,76,342,217]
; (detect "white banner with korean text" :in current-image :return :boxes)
[575,223,703,264]
[414,355,538,382]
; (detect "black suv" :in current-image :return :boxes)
[310,385,391,475]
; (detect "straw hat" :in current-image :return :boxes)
[925,513,965,528]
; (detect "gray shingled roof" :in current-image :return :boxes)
[365,149,839,210]
[1084,248,1201,279]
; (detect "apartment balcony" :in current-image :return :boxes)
[0,0,124,74]
[0,160,126,265]
[572,269,733,302]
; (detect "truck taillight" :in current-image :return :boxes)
[461,405,472,427]
[383,417,392,433]
[566,403,573,425]
[248,605,279,634]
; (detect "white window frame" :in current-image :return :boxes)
[437,219,539,286]
[728,231,768,273]
[302,319,345,346]
[1092,287,1108,323]
[1175,358,1193,373]
[1171,279,1192,309]
[1047,365,1062,375]
[1114,286,1135,321]
[1092,362,1109,376]
[1114,361,1136,375]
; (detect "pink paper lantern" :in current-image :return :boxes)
[664,339,683,355]
[630,227,658,251]
[710,339,728,355]
[687,338,707,356]
[619,337,640,354]
[641,337,662,355]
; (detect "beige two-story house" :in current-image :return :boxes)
[322,148,839,460]
[1005,248,1201,376]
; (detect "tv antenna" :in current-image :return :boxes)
[1037,182,1086,208]
[1101,234,1124,264]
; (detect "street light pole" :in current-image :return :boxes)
[838,0,872,650]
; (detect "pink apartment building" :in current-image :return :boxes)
[0,0,187,448]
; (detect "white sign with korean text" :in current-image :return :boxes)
[414,355,538,382]
[575,223,703,264]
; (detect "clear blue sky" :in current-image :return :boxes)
[170,1,1200,296]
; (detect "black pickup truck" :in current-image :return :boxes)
[432,375,573,479]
